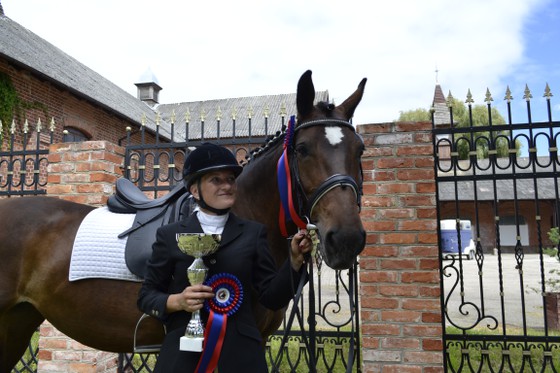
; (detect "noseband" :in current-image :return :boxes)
[277,116,363,236]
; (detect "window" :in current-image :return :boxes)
[63,128,89,142]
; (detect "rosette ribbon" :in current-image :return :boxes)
[195,273,243,373]
[277,115,308,237]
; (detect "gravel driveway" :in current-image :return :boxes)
[443,253,560,330]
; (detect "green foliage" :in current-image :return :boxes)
[0,71,18,141]
[0,72,50,145]
[531,228,560,293]
[548,227,560,246]
[398,108,430,122]
[450,98,520,159]
[398,97,522,159]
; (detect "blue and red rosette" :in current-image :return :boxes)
[195,273,243,373]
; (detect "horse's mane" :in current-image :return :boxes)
[240,124,286,166]
[240,100,335,166]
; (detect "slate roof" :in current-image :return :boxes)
[1,13,332,143]
[0,13,172,138]
[437,157,560,200]
[157,91,329,141]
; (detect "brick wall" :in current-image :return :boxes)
[358,121,443,372]
[38,141,125,373]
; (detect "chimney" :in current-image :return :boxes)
[135,67,162,107]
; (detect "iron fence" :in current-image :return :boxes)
[434,84,560,372]
[0,118,54,197]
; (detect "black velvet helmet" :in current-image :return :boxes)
[183,143,243,188]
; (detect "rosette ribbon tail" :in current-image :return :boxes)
[195,312,227,373]
[196,273,243,373]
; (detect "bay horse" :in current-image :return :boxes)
[0,70,366,372]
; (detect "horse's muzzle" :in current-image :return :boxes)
[322,228,366,270]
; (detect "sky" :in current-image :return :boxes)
[3,0,560,126]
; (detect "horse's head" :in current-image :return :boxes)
[291,70,367,270]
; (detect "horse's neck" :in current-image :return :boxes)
[235,147,282,222]
[234,146,289,265]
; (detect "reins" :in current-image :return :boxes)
[272,224,359,373]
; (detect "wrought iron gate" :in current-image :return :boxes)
[434,86,560,372]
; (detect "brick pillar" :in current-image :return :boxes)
[39,141,125,373]
[46,141,124,205]
[357,121,443,372]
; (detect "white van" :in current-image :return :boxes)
[440,219,476,260]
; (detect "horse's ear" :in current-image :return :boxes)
[337,78,367,120]
[296,70,315,119]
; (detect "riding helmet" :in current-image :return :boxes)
[183,143,243,188]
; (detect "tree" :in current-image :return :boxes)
[397,108,430,122]
[398,97,521,159]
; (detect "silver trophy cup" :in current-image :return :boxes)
[176,233,221,352]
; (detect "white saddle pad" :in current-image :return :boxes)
[69,206,142,282]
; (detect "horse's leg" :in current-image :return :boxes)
[0,303,44,373]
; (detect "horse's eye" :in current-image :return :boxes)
[295,143,309,157]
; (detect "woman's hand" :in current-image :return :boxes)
[167,284,215,313]
[290,229,313,271]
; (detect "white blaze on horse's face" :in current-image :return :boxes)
[324,127,344,146]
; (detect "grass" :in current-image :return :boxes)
[13,332,38,373]
[266,333,357,373]
[445,325,560,372]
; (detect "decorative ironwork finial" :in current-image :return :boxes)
[185,108,191,123]
[504,86,513,102]
[36,118,42,133]
[465,89,474,105]
[247,106,254,119]
[23,119,29,134]
[216,106,222,121]
[155,112,161,126]
[264,105,270,118]
[200,108,206,122]
[50,117,56,132]
[126,126,131,132]
[231,107,237,121]
[280,102,287,117]
[544,83,553,100]
[10,119,16,134]
[446,91,454,107]
[523,84,533,101]
[171,110,176,125]
[141,113,146,127]
[484,88,493,104]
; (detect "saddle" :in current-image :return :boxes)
[107,178,195,278]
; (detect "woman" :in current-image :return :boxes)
[137,142,312,372]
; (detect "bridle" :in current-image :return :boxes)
[277,116,364,236]
[274,117,363,373]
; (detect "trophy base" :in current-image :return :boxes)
[180,336,204,352]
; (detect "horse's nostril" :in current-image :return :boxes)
[323,228,362,270]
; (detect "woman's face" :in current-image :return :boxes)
[190,170,237,213]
